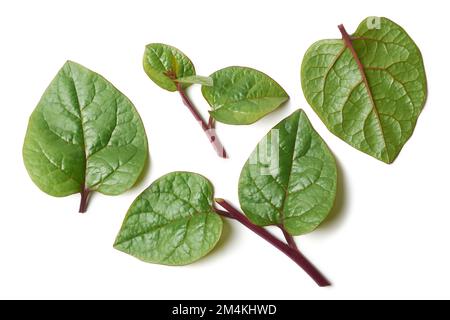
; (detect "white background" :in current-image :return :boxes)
[0,0,448,300]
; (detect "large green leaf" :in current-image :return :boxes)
[114,172,223,265]
[301,17,427,163]
[23,61,148,198]
[143,43,195,92]
[202,66,289,125]
[238,110,337,235]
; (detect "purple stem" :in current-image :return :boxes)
[176,83,227,158]
[79,187,90,213]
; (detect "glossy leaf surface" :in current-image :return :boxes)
[301,17,427,163]
[202,66,289,125]
[114,172,223,265]
[239,110,337,235]
[143,43,195,92]
[23,61,148,197]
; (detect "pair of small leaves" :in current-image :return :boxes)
[143,43,289,125]
[301,17,427,163]
[23,61,148,207]
[114,110,337,265]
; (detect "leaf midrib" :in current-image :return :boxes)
[213,96,288,112]
[66,64,129,191]
[67,63,89,189]
[246,112,305,226]
[277,113,309,226]
[115,211,213,247]
[340,34,390,162]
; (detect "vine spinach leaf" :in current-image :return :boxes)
[114,172,223,265]
[143,43,195,92]
[23,61,148,212]
[301,17,427,163]
[201,66,289,125]
[238,109,337,235]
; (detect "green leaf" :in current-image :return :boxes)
[238,110,337,235]
[202,66,289,125]
[23,61,148,199]
[301,17,427,163]
[114,172,223,265]
[176,75,213,86]
[143,43,196,92]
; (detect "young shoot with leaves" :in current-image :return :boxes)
[143,43,289,158]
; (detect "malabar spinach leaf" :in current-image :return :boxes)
[114,172,223,265]
[143,43,195,92]
[301,17,427,163]
[239,109,337,235]
[23,61,148,211]
[202,66,289,125]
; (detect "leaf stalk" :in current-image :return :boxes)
[79,187,90,213]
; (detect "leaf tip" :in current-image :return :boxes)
[112,239,122,251]
[64,60,78,69]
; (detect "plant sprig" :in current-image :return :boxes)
[114,110,336,286]
[143,43,289,158]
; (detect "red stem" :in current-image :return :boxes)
[215,199,331,287]
[79,187,90,213]
[176,83,227,158]
[338,24,388,159]
[338,24,372,96]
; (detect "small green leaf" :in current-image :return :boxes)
[202,66,289,125]
[143,43,196,92]
[238,110,337,235]
[176,75,213,86]
[301,17,427,163]
[114,172,223,265]
[23,61,148,200]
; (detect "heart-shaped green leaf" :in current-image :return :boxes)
[143,43,195,92]
[23,61,148,201]
[114,172,223,265]
[301,17,427,163]
[238,109,337,235]
[202,66,289,125]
